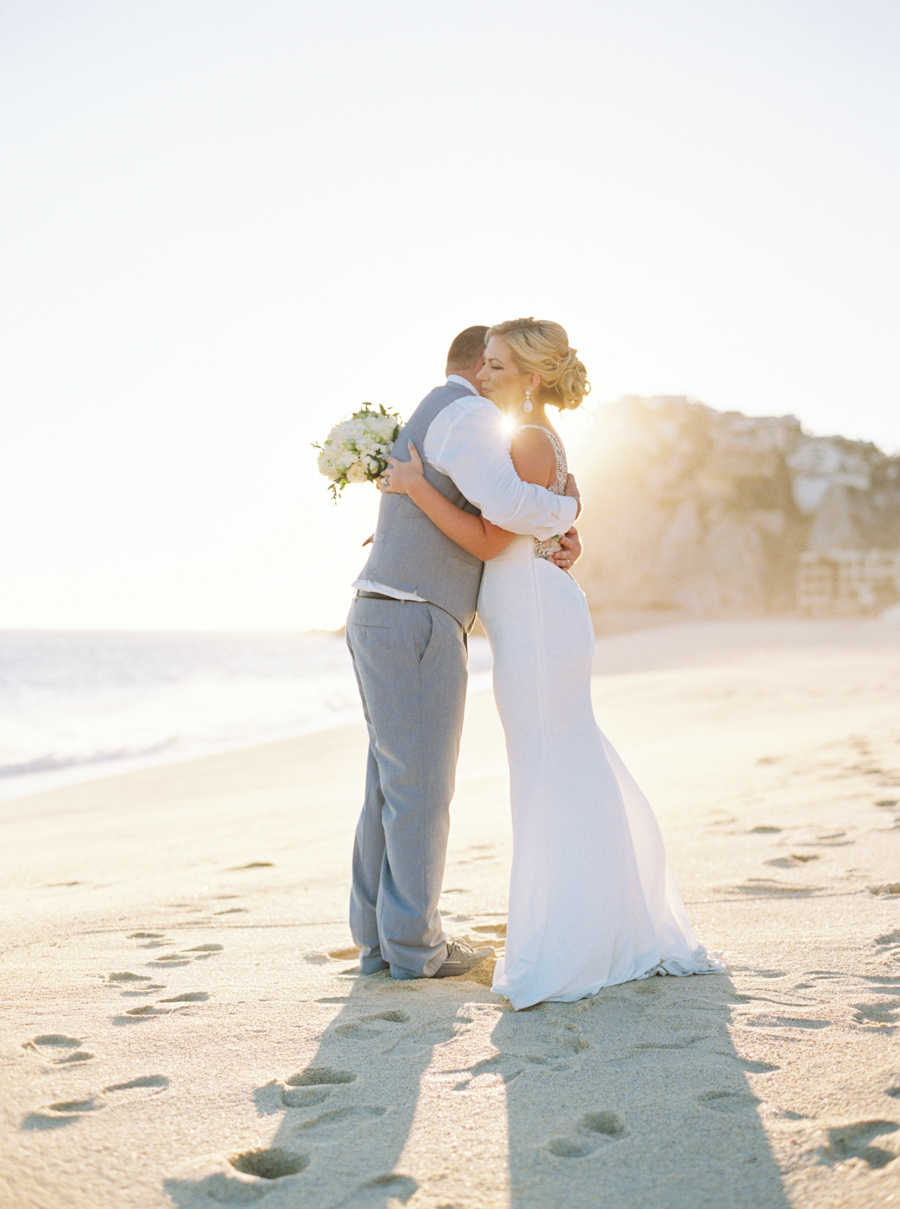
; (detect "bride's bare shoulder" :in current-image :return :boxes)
[510,426,557,487]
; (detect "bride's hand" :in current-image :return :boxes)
[380,442,425,495]
[550,525,581,570]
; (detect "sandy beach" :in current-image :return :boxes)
[2,618,899,1209]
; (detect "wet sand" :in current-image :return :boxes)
[1,618,899,1208]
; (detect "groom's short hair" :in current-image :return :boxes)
[446,326,489,373]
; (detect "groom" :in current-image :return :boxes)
[346,325,581,980]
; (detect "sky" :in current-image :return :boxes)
[1,0,898,633]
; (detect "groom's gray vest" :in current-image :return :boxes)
[360,382,483,630]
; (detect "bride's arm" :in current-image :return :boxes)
[382,431,562,561]
[382,443,515,561]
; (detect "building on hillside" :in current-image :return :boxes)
[797,549,900,614]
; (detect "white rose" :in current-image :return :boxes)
[346,462,368,484]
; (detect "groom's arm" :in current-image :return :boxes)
[422,398,578,541]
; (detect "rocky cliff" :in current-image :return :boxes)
[572,396,900,623]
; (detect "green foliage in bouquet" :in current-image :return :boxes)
[314,404,403,502]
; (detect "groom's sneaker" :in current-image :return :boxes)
[431,939,494,979]
[390,939,494,981]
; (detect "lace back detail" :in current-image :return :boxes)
[515,424,568,560]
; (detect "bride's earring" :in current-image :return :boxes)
[524,389,533,413]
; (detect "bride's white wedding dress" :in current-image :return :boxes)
[478,425,724,1010]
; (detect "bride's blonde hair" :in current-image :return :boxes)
[486,318,590,411]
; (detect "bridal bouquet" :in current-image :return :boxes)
[314,404,402,501]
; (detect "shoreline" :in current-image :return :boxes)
[3,615,897,806]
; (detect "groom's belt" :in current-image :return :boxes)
[356,590,410,602]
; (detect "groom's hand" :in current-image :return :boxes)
[550,526,582,571]
[564,472,582,519]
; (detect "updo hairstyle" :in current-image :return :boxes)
[486,317,590,411]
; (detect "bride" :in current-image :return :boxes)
[383,317,723,1010]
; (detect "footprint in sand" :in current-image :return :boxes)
[112,991,211,1025]
[105,972,165,998]
[287,1066,357,1087]
[23,1035,94,1065]
[21,1096,104,1129]
[168,1147,310,1205]
[445,1054,525,1092]
[126,931,171,949]
[633,1035,710,1051]
[822,1120,899,1169]
[453,844,496,867]
[808,831,854,847]
[870,928,900,947]
[22,1075,169,1130]
[547,1111,627,1158]
[279,1086,332,1109]
[555,1022,591,1054]
[329,1010,413,1044]
[229,1147,308,1177]
[147,942,224,970]
[472,922,507,938]
[736,1058,780,1073]
[633,980,662,995]
[332,1022,381,1041]
[852,1001,899,1027]
[744,1014,831,1030]
[169,1157,418,1207]
[727,878,820,898]
[345,1174,418,1206]
[258,1060,379,1117]
[114,1005,173,1023]
[258,1066,356,1110]
[765,854,821,868]
[376,1015,471,1058]
[699,1091,761,1114]
[328,946,362,960]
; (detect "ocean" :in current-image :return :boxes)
[0,630,494,801]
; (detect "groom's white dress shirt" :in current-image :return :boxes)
[353,376,577,604]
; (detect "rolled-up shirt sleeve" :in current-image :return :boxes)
[422,397,577,540]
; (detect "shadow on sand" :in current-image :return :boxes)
[163,961,791,1208]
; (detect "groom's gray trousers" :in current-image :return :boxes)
[346,595,468,977]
